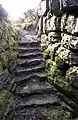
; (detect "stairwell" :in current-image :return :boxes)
[14,29,76,120]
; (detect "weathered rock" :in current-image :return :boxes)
[61,34,78,51]
[49,0,78,16]
[59,0,78,12]
[47,15,61,32]
[37,17,43,37]
[66,66,78,104]
[37,0,78,118]
[61,13,68,31]
[38,0,49,17]
[61,14,78,35]
[65,15,76,34]
[48,32,61,43]
[41,34,48,44]
[43,17,47,33]
[57,46,78,65]
[66,66,78,88]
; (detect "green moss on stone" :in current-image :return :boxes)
[0,91,8,106]
[55,56,64,68]
[0,18,19,75]
[44,46,52,59]
[45,109,71,120]
[45,57,72,92]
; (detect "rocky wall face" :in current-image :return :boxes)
[37,0,78,106]
[0,5,19,119]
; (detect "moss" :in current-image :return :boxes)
[46,59,64,78]
[0,91,8,106]
[0,52,8,69]
[2,69,9,75]
[0,90,12,119]
[44,46,52,59]
[0,60,3,69]
[0,91,10,112]
[0,19,19,74]
[55,56,64,68]
[46,59,55,70]
[45,57,72,92]
[44,109,71,120]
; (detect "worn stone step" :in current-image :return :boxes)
[16,64,45,75]
[17,55,43,60]
[15,72,47,84]
[17,58,45,67]
[18,41,40,47]
[14,107,48,120]
[15,81,53,95]
[18,52,43,59]
[18,47,42,54]
[15,93,59,108]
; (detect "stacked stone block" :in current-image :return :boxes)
[37,0,78,105]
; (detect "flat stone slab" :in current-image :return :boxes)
[17,58,44,66]
[16,81,54,95]
[16,93,59,108]
[15,72,47,84]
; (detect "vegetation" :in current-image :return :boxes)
[0,17,19,75]
[16,9,38,30]
[43,45,72,93]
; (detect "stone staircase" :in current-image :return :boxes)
[14,30,76,120]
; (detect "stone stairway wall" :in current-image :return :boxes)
[37,0,78,113]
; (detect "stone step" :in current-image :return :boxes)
[17,58,45,67]
[18,41,40,48]
[15,82,54,95]
[15,72,47,84]
[18,47,42,54]
[16,64,45,75]
[15,107,47,120]
[15,93,59,108]
[17,55,43,61]
[18,52,43,59]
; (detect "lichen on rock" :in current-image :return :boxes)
[0,5,19,75]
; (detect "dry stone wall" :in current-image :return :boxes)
[37,0,78,105]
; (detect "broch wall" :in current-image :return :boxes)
[37,0,78,105]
